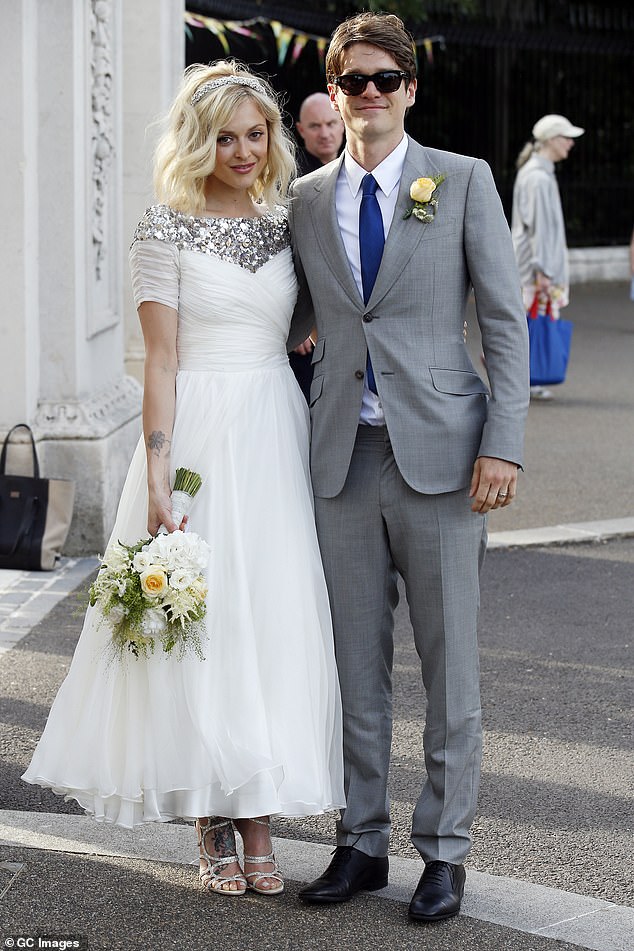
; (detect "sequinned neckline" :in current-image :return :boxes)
[199,211,272,221]
[132,204,290,273]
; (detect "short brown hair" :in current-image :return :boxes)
[325,13,417,84]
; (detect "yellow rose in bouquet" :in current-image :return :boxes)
[140,567,169,597]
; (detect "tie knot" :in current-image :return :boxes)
[362,173,379,197]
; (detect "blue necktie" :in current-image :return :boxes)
[359,173,384,394]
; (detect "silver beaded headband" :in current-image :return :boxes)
[191,75,267,107]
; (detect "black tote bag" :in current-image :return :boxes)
[0,424,75,570]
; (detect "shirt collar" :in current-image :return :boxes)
[343,134,409,198]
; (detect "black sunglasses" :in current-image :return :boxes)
[333,70,410,96]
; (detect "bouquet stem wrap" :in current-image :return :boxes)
[158,468,203,535]
[159,489,193,534]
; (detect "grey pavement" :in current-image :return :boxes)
[468,280,634,534]
[1,281,633,950]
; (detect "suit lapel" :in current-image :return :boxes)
[368,140,442,308]
[303,141,443,310]
[305,157,364,308]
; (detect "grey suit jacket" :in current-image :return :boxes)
[288,137,529,499]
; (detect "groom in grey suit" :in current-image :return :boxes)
[288,12,529,922]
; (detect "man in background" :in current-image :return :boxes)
[296,91,345,175]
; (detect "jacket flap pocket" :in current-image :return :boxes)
[430,367,488,396]
[311,336,325,364]
[309,374,324,407]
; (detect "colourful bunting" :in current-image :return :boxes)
[209,21,230,56]
[316,37,328,67]
[291,35,309,64]
[278,27,295,65]
[184,12,444,73]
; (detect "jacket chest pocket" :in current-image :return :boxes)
[415,216,457,244]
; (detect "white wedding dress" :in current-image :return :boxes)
[23,205,345,829]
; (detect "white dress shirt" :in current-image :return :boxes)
[335,134,409,425]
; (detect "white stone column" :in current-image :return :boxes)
[0,0,40,426]
[0,0,183,556]
[122,0,184,381]
[3,1,184,557]
[30,0,144,554]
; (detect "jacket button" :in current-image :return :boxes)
[362,314,373,323]
[354,370,364,380]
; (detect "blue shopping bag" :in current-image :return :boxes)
[527,298,573,386]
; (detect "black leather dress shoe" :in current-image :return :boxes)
[298,846,389,904]
[408,861,466,922]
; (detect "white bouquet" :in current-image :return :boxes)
[89,530,210,659]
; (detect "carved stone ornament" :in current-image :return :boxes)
[34,376,142,439]
[90,0,115,282]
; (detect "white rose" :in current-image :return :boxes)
[133,549,153,572]
[142,607,167,634]
[169,568,195,591]
[190,576,208,601]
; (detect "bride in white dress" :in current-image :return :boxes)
[23,63,344,898]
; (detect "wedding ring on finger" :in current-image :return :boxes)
[497,492,508,499]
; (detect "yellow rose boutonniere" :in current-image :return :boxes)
[404,174,446,222]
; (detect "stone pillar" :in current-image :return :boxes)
[122,0,184,382]
[31,0,141,554]
[0,0,40,427]
[0,0,183,557]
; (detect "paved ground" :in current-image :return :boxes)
[0,281,632,951]
[466,280,634,532]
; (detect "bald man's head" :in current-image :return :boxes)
[296,92,345,165]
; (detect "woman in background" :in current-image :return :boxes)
[511,113,584,400]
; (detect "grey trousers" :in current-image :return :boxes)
[314,426,486,864]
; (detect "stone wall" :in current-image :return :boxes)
[0,0,183,556]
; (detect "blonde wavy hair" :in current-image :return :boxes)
[154,62,296,215]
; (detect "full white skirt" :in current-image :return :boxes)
[23,362,345,828]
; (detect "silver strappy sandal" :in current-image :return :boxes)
[242,817,284,896]
[196,817,247,897]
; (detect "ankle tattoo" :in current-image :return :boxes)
[212,823,235,858]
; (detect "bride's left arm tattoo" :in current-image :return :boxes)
[147,430,171,459]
